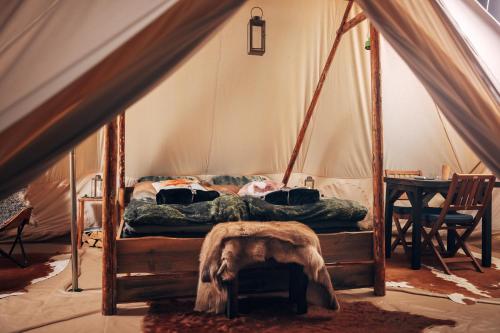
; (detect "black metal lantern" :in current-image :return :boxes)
[91,174,103,198]
[248,7,265,56]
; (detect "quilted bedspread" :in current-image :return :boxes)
[122,194,368,237]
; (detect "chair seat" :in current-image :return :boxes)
[424,212,474,225]
[393,206,441,215]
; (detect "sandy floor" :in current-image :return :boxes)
[1,242,500,332]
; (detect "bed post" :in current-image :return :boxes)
[282,1,354,186]
[102,119,118,315]
[118,113,126,220]
[370,24,385,296]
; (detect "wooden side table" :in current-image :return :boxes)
[77,197,102,248]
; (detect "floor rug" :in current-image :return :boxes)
[142,297,455,333]
[387,251,500,303]
[0,252,69,298]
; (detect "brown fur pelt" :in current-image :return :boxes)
[194,221,340,314]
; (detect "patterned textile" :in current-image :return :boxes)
[122,194,367,237]
[209,175,269,187]
[137,175,200,183]
[0,189,28,229]
[237,180,282,197]
[125,194,248,228]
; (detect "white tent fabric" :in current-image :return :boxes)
[0,0,170,132]
[356,0,500,176]
[0,0,244,198]
[0,0,498,239]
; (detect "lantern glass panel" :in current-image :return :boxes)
[252,25,262,49]
[96,175,103,198]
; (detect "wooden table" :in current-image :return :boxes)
[77,197,102,248]
[384,177,498,270]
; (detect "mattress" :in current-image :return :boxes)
[122,194,368,238]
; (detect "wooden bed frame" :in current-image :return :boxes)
[115,214,375,304]
[101,2,384,315]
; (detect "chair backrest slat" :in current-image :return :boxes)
[385,169,422,178]
[466,178,481,207]
[385,169,423,202]
[445,174,495,211]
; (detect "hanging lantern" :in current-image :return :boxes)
[364,37,371,50]
[304,176,315,189]
[91,174,103,198]
[248,7,265,56]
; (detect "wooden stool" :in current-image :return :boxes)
[224,262,308,319]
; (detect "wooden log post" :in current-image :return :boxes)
[102,119,118,315]
[370,24,385,296]
[117,113,126,221]
[282,1,354,186]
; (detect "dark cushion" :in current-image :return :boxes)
[393,206,412,215]
[393,206,441,215]
[264,188,320,206]
[424,212,474,225]
[156,188,219,205]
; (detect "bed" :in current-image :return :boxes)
[113,176,375,305]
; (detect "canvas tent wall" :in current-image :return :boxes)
[0,0,499,240]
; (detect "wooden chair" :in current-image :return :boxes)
[0,207,32,267]
[385,169,423,254]
[421,174,495,274]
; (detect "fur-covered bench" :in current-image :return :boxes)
[194,221,340,317]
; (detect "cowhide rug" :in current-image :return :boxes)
[0,253,69,299]
[386,250,500,304]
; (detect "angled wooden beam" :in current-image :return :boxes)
[341,12,366,34]
[102,119,118,315]
[282,1,354,186]
[370,24,385,297]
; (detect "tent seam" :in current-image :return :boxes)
[205,36,223,174]
[433,103,463,172]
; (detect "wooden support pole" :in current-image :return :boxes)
[370,24,385,296]
[102,119,118,315]
[282,0,354,186]
[117,113,126,220]
[341,12,366,34]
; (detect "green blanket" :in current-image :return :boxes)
[123,194,367,237]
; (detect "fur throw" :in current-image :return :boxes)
[194,221,339,313]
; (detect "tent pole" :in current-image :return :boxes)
[69,149,80,292]
[117,113,126,220]
[341,12,366,34]
[282,1,354,186]
[102,120,118,315]
[370,24,385,296]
